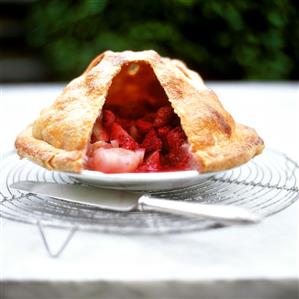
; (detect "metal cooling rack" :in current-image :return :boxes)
[1,149,298,235]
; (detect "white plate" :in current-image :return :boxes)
[67,170,218,191]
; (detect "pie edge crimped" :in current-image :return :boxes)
[15,125,84,172]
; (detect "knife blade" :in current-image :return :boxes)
[10,181,262,225]
[10,181,138,211]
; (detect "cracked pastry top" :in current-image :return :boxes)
[15,50,264,173]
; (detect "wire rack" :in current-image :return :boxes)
[0,149,298,234]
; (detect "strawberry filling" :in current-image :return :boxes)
[85,61,198,173]
[85,105,197,173]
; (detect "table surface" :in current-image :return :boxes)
[0,82,298,299]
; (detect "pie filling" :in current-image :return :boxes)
[85,106,200,173]
[84,62,198,173]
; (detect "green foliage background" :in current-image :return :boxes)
[27,0,298,80]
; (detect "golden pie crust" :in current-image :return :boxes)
[15,50,264,173]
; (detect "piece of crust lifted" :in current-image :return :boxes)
[15,50,264,173]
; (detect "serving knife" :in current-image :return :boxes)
[10,181,262,225]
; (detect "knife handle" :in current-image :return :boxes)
[138,195,262,225]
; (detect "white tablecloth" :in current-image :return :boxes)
[0,83,298,299]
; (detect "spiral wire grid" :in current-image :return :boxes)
[0,149,298,235]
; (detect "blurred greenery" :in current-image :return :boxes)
[27,0,298,80]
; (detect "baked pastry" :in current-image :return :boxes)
[15,50,264,173]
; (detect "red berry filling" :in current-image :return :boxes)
[110,123,139,150]
[86,105,197,173]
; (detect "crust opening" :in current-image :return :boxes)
[104,61,169,118]
[86,62,198,173]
